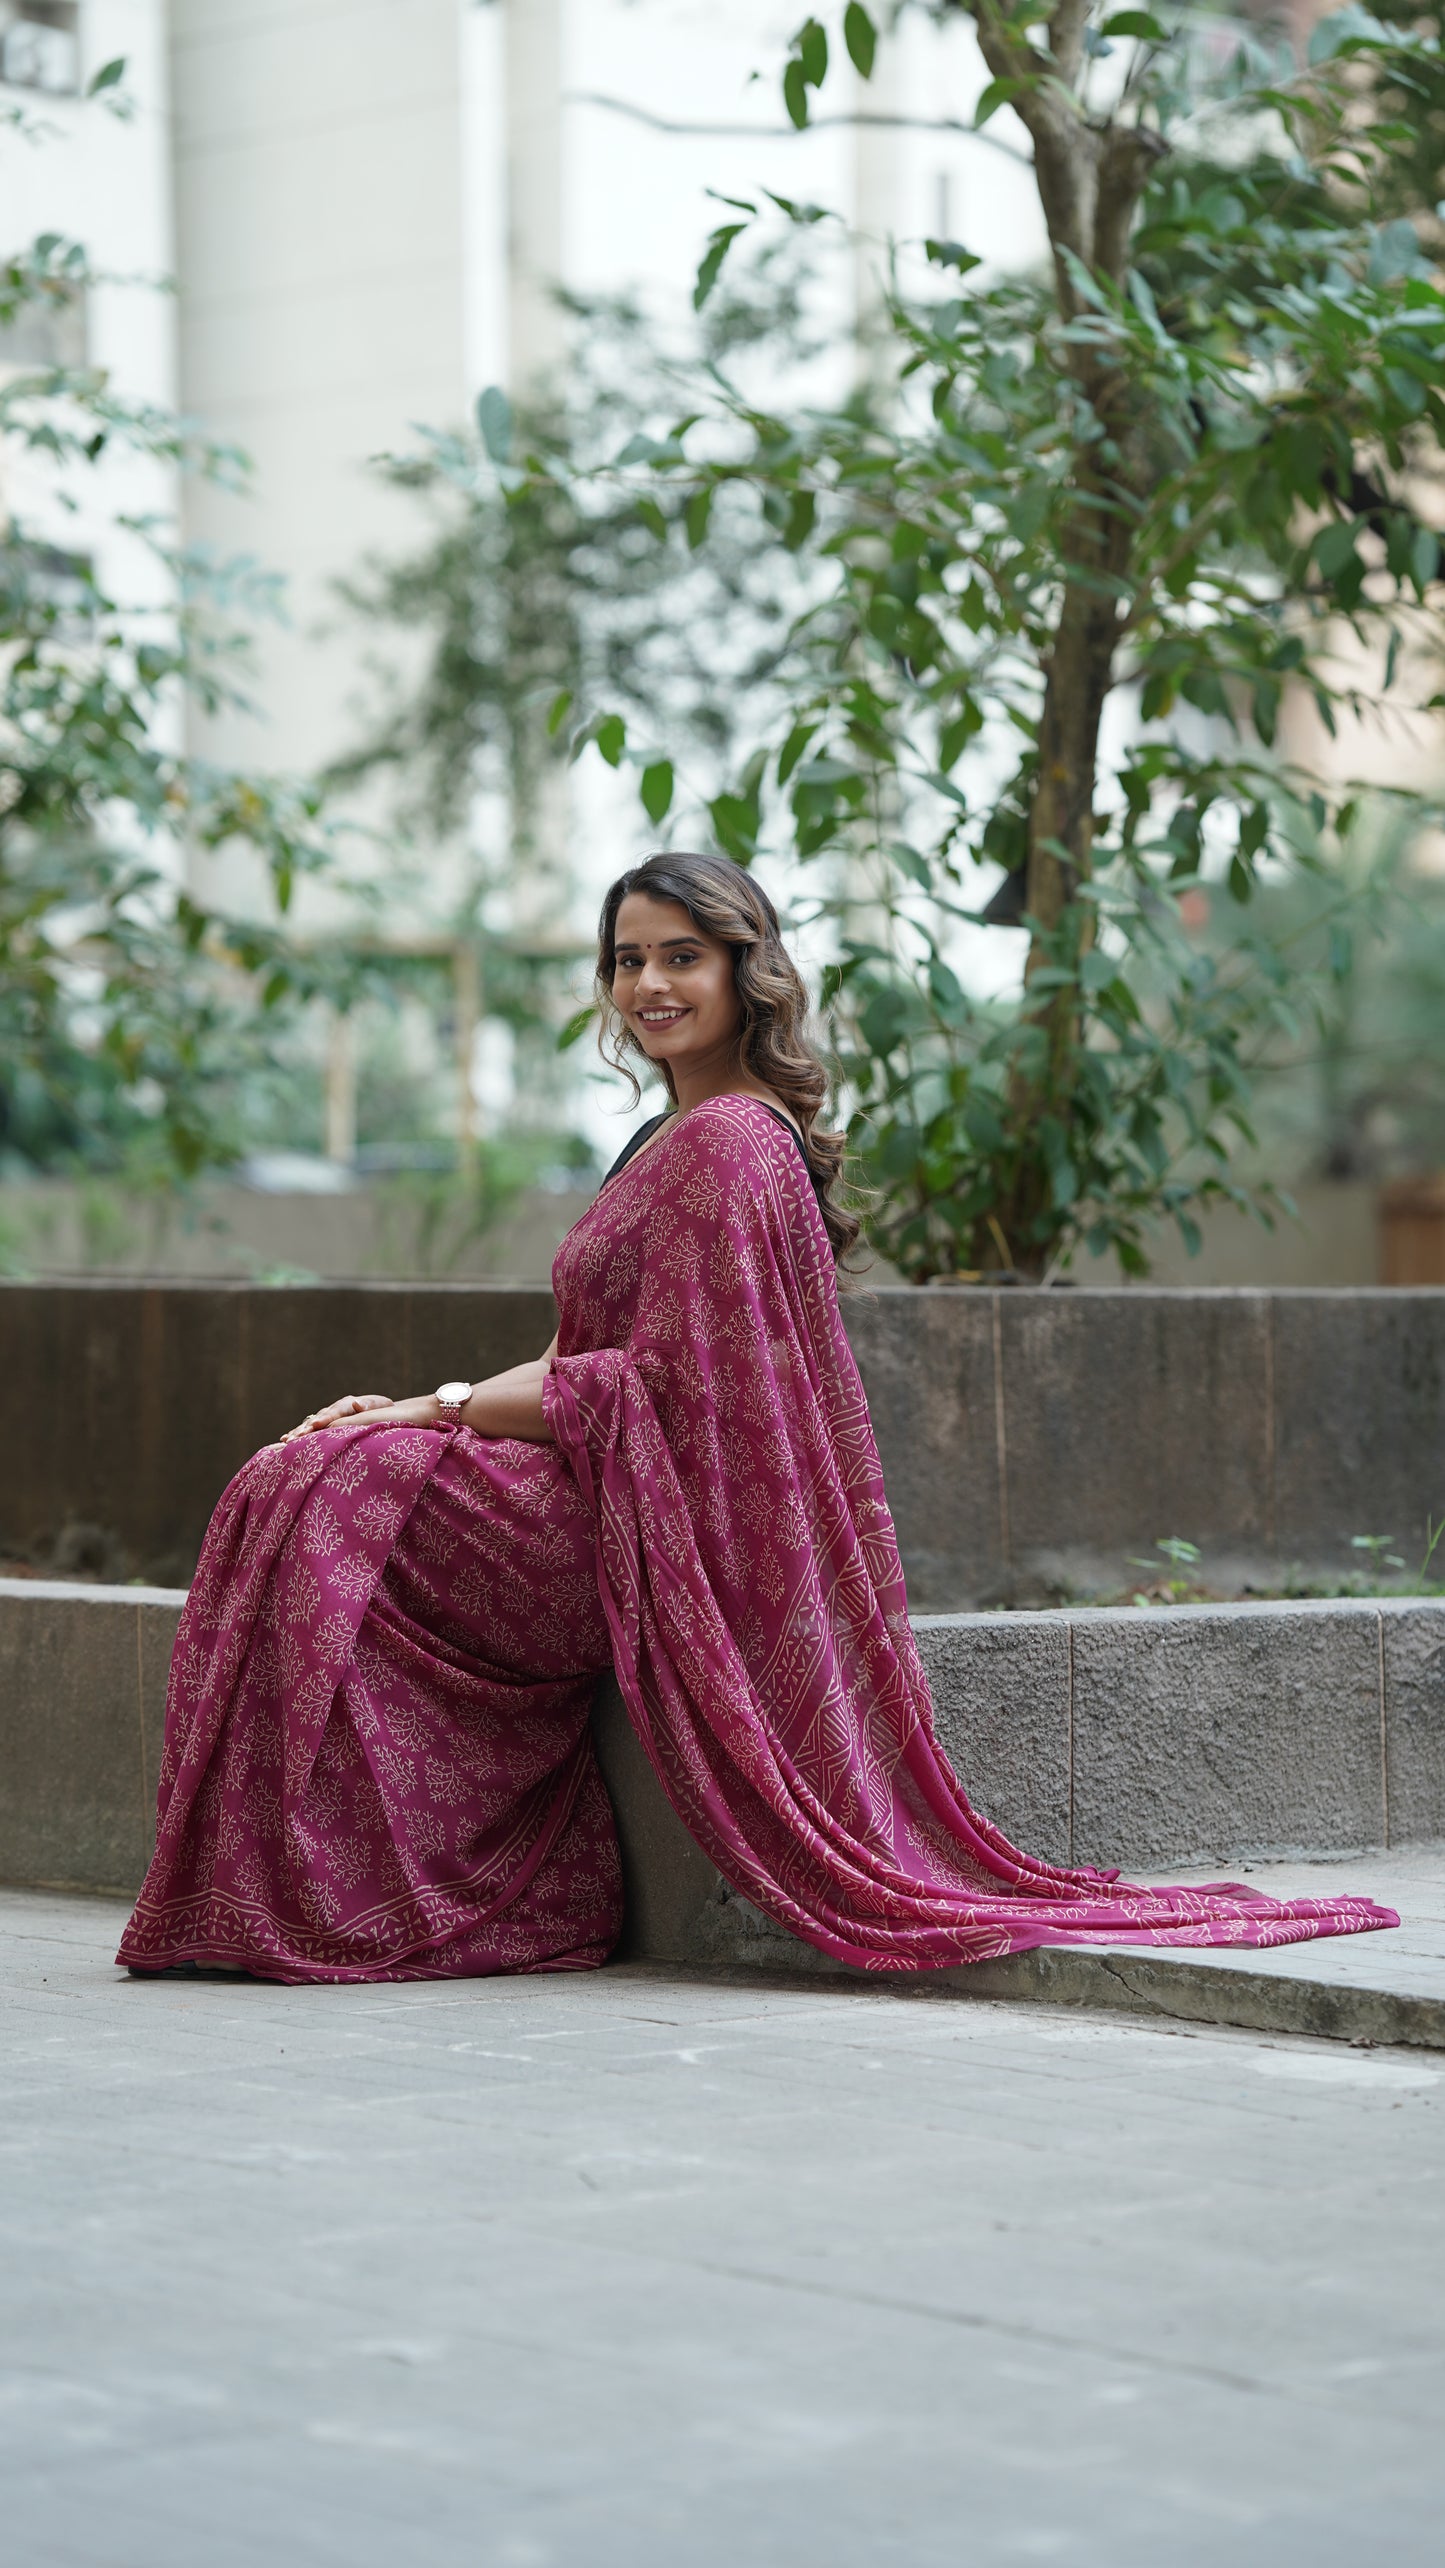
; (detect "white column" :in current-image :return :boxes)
[505,0,564,392]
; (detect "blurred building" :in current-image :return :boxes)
[0,1,177,784]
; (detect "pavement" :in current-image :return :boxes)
[2,1883,1443,2566]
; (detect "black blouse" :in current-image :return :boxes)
[600,1104,825,1206]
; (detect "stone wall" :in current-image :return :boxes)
[4,1281,1440,1604]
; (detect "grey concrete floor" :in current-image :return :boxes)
[2,1890,1442,2568]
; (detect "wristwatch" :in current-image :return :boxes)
[434,1379,473,1428]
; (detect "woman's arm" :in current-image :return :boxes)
[282,1335,560,1444]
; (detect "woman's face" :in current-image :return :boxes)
[610,892,742,1072]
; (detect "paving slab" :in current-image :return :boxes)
[2,1886,1442,2568]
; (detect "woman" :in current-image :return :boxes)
[119,854,1396,1980]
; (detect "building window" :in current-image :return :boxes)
[0,3,80,98]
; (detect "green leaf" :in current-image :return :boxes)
[640,760,674,825]
[710,792,758,862]
[1411,524,1440,594]
[684,485,714,550]
[636,497,668,542]
[87,56,127,96]
[974,77,1022,129]
[887,840,932,890]
[596,714,627,769]
[1100,11,1168,39]
[476,385,513,464]
[797,16,828,86]
[1239,804,1269,860]
[557,1005,596,1053]
[546,689,573,739]
[925,239,981,275]
[843,3,876,78]
[783,488,816,550]
[1369,218,1422,285]
[939,705,982,770]
[860,986,909,1055]
[694,222,747,311]
[783,57,810,128]
[964,1090,1004,1153]
[1313,520,1359,580]
[1309,6,1393,67]
[777,720,819,786]
[761,189,830,226]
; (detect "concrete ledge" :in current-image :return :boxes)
[0,1579,183,1895]
[624,1929,1445,2052]
[8,1284,1445,1602]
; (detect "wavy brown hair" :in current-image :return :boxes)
[596,851,860,1260]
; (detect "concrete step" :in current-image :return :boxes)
[590,1683,1445,2047]
[686,1852,1445,2052]
[2,1579,1440,2046]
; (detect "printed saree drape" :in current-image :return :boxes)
[119,1096,1396,1981]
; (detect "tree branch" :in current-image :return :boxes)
[968,4,1096,287]
[1048,1,1091,92]
[1095,123,1168,280]
[567,92,1032,169]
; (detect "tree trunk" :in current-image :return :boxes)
[964,4,1164,1274]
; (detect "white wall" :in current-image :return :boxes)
[168,0,470,916]
[164,0,1042,897]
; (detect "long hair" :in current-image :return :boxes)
[595,851,860,1261]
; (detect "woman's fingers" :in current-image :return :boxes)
[313,1393,392,1425]
[280,1392,393,1442]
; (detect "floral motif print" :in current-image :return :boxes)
[118,1428,620,1981]
[544,1096,1396,1967]
[119,1091,1395,1983]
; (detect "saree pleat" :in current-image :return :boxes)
[118,1424,621,1981]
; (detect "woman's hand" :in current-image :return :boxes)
[278,1340,561,1447]
[280,1393,393,1443]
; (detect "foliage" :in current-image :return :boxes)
[327,258,836,1132]
[559,2,1445,1277]
[1183,807,1445,1184]
[366,1128,597,1280]
[332,260,828,850]
[0,129,335,1180]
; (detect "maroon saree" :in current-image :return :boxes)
[119,1095,1396,1981]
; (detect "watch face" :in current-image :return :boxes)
[436,1380,471,1404]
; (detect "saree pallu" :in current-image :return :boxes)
[120,1093,1396,1981]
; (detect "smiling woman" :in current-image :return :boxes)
[593,852,858,1258]
[116,853,1397,1983]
